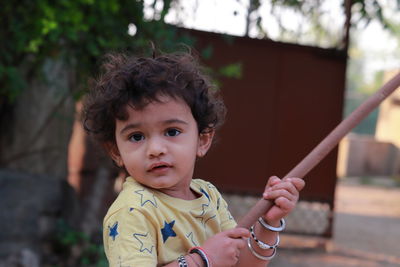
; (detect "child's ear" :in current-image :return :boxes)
[104,142,124,167]
[197,129,215,158]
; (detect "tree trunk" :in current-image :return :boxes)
[343,0,353,52]
[0,56,76,179]
[0,55,81,265]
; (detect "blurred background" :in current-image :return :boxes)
[1,0,399,266]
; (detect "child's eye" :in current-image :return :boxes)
[165,128,181,137]
[129,133,144,142]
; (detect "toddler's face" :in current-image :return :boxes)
[112,96,212,199]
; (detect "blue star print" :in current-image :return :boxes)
[186,232,198,246]
[135,189,158,208]
[225,203,234,220]
[207,182,216,190]
[133,232,154,254]
[161,220,176,243]
[204,214,217,226]
[109,222,119,241]
[199,202,209,216]
[200,188,210,201]
[117,256,131,267]
[191,199,210,224]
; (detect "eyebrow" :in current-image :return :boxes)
[120,123,141,135]
[163,119,188,126]
[119,119,188,135]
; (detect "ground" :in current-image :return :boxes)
[224,177,400,267]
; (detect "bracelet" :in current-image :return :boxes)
[189,247,211,267]
[258,217,286,232]
[177,255,188,267]
[247,237,277,261]
[250,225,280,249]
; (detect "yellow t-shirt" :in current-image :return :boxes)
[103,177,237,266]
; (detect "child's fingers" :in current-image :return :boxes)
[269,176,281,186]
[275,196,295,211]
[263,188,294,201]
[234,238,246,250]
[266,180,298,197]
[225,227,250,239]
[266,201,292,220]
[284,177,305,191]
[264,176,281,191]
[267,177,305,195]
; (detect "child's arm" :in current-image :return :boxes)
[160,176,304,267]
[160,228,250,267]
[235,176,305,267]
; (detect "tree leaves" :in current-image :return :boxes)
[0,0,188,102]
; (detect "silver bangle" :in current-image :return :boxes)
[250,225,280,249]
[258,217,286,232]
[247,237,277,261]
[177,255,188,267]
[189,247,211,267]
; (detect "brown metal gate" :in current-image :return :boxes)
[188,29,347,237]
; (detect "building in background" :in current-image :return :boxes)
[376,70,400,148]
[337,70,400,178]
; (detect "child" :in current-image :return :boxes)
[83,50,304,267]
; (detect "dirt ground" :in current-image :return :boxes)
[225,177,400,267]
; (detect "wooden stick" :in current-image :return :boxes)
[237,72,400,229]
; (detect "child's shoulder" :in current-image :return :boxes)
[191,178,223,199]
[104,177,158,219]
[191,178,214,190]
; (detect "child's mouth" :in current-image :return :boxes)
[148,162,172,172]
[153,165,167,169]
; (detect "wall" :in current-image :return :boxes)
[188,29,347,206]
[376,70,400,147]
[187,29,347,237]
[337,134,400,177]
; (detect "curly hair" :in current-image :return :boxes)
[82,50,226,146]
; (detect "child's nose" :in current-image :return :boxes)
[146,137,167,157]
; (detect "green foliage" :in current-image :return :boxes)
[218,63,242,79]
[270,0,399,30]
[248,0,400,47]
[201,44,213,59]
[0,0,193,102]
[351,0,400,31]
[50,220,107,267]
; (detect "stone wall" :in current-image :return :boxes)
[0,57,75,179]
[376,70,400,148]
[0,169,78,267]
[0,55,79,266]
[337,133,400,177]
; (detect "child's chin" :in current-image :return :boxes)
[148,180,172,189]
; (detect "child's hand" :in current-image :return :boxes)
[201,227,249,266]
[262,176,305,223]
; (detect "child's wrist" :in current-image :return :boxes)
[187,252,203,267]
[262,216,281,228]
[259,216,286,232]
[189,246,211,267]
